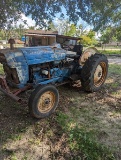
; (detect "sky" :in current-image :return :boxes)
[16,14,101,38]
[17,14,36,27]
[16,7,101,38]
[17,6,92,31]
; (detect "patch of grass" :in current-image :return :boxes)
[110,110,121,117]
[0,64,4,74]
[1,131,22,142]
[69,126,115,160]
[22,155,28,160]
[10,153,18,160]
[9,134,22,141]
[56,111,115,160]
[109,64,121,75]
[0,119,29,143]
[111,90,121,98]
[12,103,22,109]
[46,129,54,137]
[69,107,82,119]
[28,138,41,145]
[99,50,121,55]
[110,82,119,88]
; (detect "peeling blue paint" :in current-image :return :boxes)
[2,46,68,88]
[20,46,66,65]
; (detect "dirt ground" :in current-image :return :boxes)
[0,58,121,160]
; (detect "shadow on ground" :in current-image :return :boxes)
[0,64,121,159]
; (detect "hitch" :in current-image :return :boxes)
[0,75,31,103]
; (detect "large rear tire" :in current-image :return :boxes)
[81,54,108,92]
[28,85,59,118]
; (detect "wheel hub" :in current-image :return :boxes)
[44,98,51,105]
[94,62,106,87]
[38,91,55,113]
[94,65,102,82]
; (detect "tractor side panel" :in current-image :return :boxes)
[20,46,66,65]
[4,51,29,88]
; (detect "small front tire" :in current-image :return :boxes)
[28,85,59,119]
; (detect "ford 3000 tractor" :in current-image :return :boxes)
[0,30,108,118]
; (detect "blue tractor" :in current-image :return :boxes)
[0,30,108,118]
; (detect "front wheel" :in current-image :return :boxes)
[28,85,59,118]
[81,53,108,92]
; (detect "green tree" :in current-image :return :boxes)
[15,24,26,39]
[116,27,121,41]
[0,0,21,29]
[0,24,26,40]
[48,22,56,31]
[100,26,121,43]
[65,24,76,36]
[0,30,6,40]
[81,35,92,46]
[81,30,97,46]
[1,0,121,30]
[54,19,70,35]
[87,30,95,39]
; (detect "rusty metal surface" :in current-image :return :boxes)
[25,30,58,35]
[38,91,55,113]
[0,75,32,103]
[25,30,81,40]
[3,65,20,84]
[94,62,107,87]
[0,53,7,63]
[57,35,82,40]
[25,34,56,38]
[0,75,10,92]
[8,38,15,50]
[0,86,21,102]
[13,85,32,96]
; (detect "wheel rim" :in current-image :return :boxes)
[38,91,55,113]
[94,62,107,87]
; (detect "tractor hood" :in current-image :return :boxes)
[0,46,66,87]
[19,46,66,65]
[0,46,66,67]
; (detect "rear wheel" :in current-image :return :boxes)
[81,54,108,92]
[29,85,59,118]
